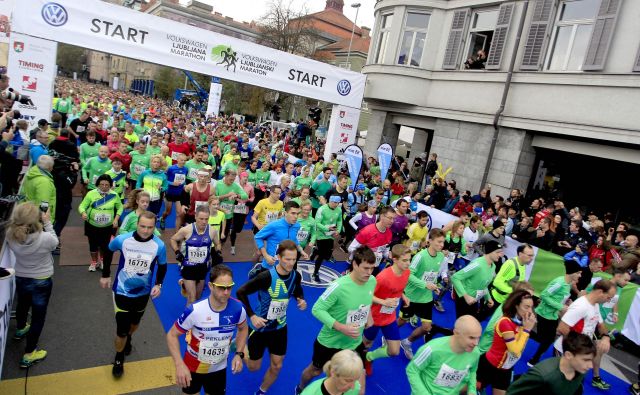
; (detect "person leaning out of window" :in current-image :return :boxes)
[5,202,58,368]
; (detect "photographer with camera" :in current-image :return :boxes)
[0,74,33,111]
[49,128,80,240]
[5,201,58,368]
[23,155,57,224]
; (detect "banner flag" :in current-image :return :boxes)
[343,144,363,190]
[323,104,360,161]
[12,0,366,108]
[7,32,56,129]
[377,143,393,182]
[206,81,222,117]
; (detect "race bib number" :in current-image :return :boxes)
[93,212,112,226]
[445,252,456,264]
[380,304,396,314]
[240,151,248,158]
[195,200,208,211]
[133,164,146,175]
[171,151,180,160]
[124,252,152,275]
[188,168,199,180]
[502,352,520,369]
[233,203,247,214]
[422,271,438,284]
[434,363,468,388]
[265,211,279,223]
[296,229,309,243]
[187,246,208,264]
[346,305,370,328]
[197,340,229,365]
[220,202,233,213]
[174,174,186,185]
[266,299,289,320]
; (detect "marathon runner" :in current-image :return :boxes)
[236,240,307,395]
[160,153,188,230]
[295,246,376,395]
[166,264,247,395]
[405,315,482,395]
[311,195,343,282]
[99,211,167,377]
[136,154,168,216]
[170,206,222,305]
[300,350,363,395]
[183,170,214,224]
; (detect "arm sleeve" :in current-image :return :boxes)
[466,353,479,395]
[314,206,328,233]
[236,271,272,317]
[348,237,363,254]
[349,213,362,230]
[309,220,317,244]
[541,281,566,311]
[407,253,427,289]
[114,196,124,216]
[452,264,475,297]
[406,346,433,394]
[78,193,91,215]
[498,318,530,357]
[312,282,340,329]
[254,224,272,250]
[336,209,343,233]
[161,174,168,192]
[563,251,576,261]
[81,158,90,181]
[579,254,589,267]
[155,263,167,286]
[292,272,304,300]
[135,170,145,189]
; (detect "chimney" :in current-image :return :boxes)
[325,0,344,13]
[360,26,371,38]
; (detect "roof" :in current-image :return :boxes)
[320,36,371,54]
[305,8,363,41]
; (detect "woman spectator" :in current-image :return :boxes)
[589,235,617,272]
[476,290,536,395]
[6,202,58,368]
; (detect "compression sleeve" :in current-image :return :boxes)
[349,213,362,230]
[155,263,167,286]
[236,271,272,317]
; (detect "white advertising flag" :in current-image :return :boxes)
[324,104,361,161]
[12,0,366,108]
[7,32,56,128]
[206,81,222,117]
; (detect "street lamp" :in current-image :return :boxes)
[346,2,361,69]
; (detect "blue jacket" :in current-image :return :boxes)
[29,140,48,165]
[442,196,460,213]
[254,218,300,269]
[563,250,589,267]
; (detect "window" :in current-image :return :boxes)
[374,14,393,63]
[464,8,498,69]
[397,12,430,66]
[547,0,600,71]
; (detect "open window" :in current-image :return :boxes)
[464,8,499,69]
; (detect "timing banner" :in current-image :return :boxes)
[323,104,360,161]
[12,0,366,108]
[7,32,56,128]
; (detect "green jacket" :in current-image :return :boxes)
[314,204,343,241]
[23,165,57,223]
[78,189,123,228]
[490,257,526,303]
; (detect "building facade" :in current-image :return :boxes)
[362,0,639,218]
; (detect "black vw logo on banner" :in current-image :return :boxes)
[41,2,68,27]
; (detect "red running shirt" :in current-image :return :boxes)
[486,317,523,369]
[371,266,410,326]
[355,223,392,250]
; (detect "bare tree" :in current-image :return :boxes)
[258,0,317,56]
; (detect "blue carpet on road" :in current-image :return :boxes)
[153,262,628,394]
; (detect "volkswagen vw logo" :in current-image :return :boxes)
[41,3,68,27]
[337,79,352,96]
[297,261,341,288]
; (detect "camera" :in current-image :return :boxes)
[1,88,33,105]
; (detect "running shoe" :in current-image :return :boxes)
[591,377,611,390]
[526,358,538,368]
[159,218,166,231]
[400,339,414,360]
[14,324,30,340]
[112,359,124,378]
[88,262,97,272]
[364,358,373,376]
[20,349,47,368]
[97,260,103,270]
[231,246,236,255]
[629,383,640,395]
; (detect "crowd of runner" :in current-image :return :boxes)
[2,77,639,395]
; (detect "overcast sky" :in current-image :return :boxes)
[178,0,377,30]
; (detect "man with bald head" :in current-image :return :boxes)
[406,315,482,394]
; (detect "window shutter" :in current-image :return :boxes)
[442,8,470,70]
[582,0,622,71]
[634,46,640,72]
[520,0,556,70]
[486,2,515,70]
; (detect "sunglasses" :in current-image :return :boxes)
[211,282,235,291]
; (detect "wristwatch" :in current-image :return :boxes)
[235,351,245,359]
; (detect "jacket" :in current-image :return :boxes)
[6,222,58,278]
[23,165,57,223]
[29,139,48,165]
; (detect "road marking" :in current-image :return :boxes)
[0,357,177,394]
